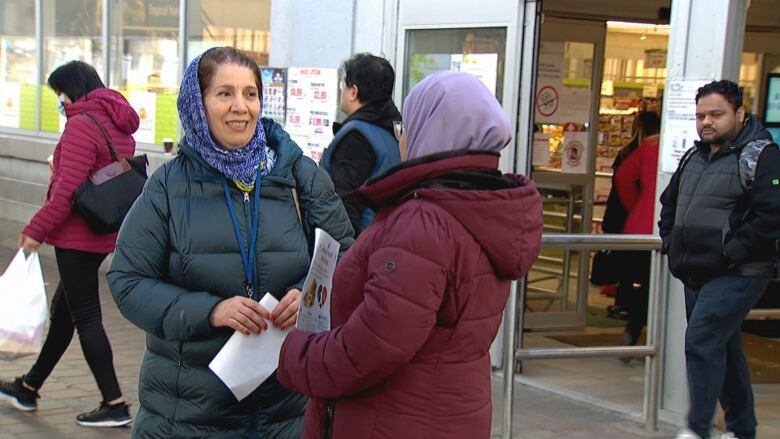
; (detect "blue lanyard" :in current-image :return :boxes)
[221,171,261,299]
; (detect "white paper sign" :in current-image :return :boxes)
[559,86,590,124]
[450,53,498,96]
[532,133,551,167]
[128,91,157,144]
[296,229,340,333]
[285,67,339,162]
[562,131,589,174]
[209,293,290,401]
[0,83,21,128]
[535,41,565,124]
[660,79,708,173]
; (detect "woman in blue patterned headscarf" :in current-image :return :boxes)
[107,47,354,438]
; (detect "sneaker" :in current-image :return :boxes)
[675,427,703,439]
[0,377,39,411]
[76,401,132,427]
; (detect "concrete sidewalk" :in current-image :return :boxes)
[0,244,676,438]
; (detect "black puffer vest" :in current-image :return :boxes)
[668,116,775,284]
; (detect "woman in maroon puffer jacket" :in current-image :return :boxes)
[278,71,543,439]
[0,61,139,427]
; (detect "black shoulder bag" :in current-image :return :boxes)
[72,112,148,234]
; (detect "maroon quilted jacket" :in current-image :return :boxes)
[278,151,543,439]
[23,88,139,253]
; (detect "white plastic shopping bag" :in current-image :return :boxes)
[0,249,48,360]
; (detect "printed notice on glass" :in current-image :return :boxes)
[661,79,708,173]
[296,229,340,333]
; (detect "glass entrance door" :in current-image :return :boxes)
[523,17,606,330]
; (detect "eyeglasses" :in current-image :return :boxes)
[393,121,404,141]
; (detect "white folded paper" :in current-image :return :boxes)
[209,293,290,401]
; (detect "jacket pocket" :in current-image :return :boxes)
[680,225,728,278]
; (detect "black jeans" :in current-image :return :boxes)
[684,276,769,439]
[24,248,122,402]
[622,251,650,344]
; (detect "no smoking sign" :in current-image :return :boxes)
[536,85,560,117]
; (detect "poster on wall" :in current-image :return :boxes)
[261,67,287,125]
[561,131,589,174]
[535,41,564,124]
[450,53,498,95]
[285,67,339,162]
[128,91,157,144]
[532,133,551,167]
[0,82,21,128]
[660,79,708,173]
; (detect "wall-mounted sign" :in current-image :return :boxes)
[763,74,780,125]
[562,131,589,174]
[644,49,667,69]
[660,79,708,173]
[261,67,287,125]
[535,41,564,124]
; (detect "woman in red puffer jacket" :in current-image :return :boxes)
[0,61,139,427]
[278,71,543,439]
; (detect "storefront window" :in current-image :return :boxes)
[186,0,271,65]
[0,0,36,130]
[403,27,506,102]
[109,0,180,145]
[42,0,103,133]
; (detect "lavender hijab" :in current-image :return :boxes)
[403,71,512,160]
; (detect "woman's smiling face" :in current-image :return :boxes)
[203,63,260,150]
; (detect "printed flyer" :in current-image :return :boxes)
[296,228,340,333]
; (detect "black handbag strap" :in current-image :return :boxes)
[81,112,120,162]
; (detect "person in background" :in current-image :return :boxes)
[613,110,662,355]
[660,80,780,439]
[319,53,401,237]
[107,47,353,438]
[0,61,138,427]
[277,71,543,439]
[595,112,655,319]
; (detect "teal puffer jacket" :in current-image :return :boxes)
[108,119,354,438]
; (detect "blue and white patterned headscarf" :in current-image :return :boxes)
[177,50,274,187]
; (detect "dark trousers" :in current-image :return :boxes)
[24,248,122,403]
[623,251,650,344]
[684,276,769,439]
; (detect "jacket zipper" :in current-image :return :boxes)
[242,190,254,300]
[322,400,335,439]
[680,154,711,268]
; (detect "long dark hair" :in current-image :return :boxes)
[619,111,661,159]
[47,61,105,102]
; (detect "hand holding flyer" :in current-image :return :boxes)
[296,228,340,333]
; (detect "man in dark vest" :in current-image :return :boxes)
[320,53,401,237]
[660,80,780,439]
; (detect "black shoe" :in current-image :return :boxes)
[618,331,635,365]
[0,377,39,411]
[76,401,132,427]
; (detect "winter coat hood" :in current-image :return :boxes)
[64,88,140,135]
[357,150,542,279]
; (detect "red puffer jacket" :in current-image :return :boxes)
[23,88,139,253]
[614,135,660,234]
[278,151,543,439]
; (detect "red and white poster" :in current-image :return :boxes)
[285,67,339,162]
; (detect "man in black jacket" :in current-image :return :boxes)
[659,80,780,439]
[320,53,401,236]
